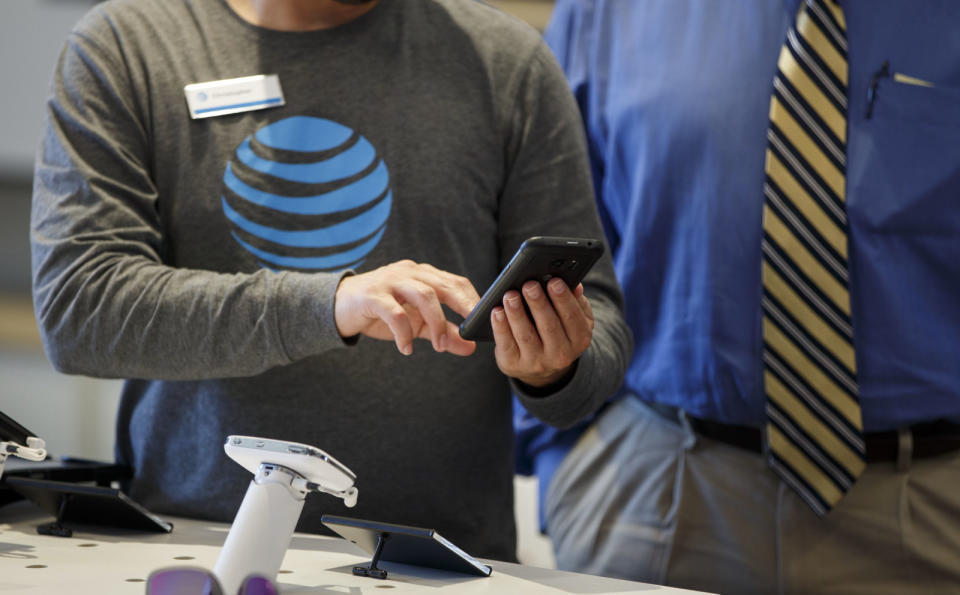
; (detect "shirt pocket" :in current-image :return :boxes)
[848,74,960,234]
[876,73,960,125]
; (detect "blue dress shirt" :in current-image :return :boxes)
[516,0,960,493]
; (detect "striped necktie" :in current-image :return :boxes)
[761,0,865,515]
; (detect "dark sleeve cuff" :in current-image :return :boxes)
[512,344,604,429]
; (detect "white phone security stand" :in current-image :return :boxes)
[0,436,47,480]
[0,411,47,481]
[213,436,358,595]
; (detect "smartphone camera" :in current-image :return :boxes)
[551,259,565,268]
[567,259,579,270]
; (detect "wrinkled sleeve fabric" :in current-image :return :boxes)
[31,20,351,381]
[500,37,632,430]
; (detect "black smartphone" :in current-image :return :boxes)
[0,410,36,444]
[458,236,604,341]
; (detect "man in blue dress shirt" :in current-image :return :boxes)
[516,1,960,592]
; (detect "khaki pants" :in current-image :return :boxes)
[545,396,960,595]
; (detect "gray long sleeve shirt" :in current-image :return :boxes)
[31,0,631,560]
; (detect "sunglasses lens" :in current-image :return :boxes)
[239,576,278,595]
[147,569,223,595]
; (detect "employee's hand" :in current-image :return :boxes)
[491,278,594,388]
[334,260,480,356]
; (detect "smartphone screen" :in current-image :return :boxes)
[458,236,604,341]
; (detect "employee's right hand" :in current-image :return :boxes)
[333,260,480,356]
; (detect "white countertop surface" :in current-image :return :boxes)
[0,500,711,594]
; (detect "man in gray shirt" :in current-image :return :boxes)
[31,0,631,560]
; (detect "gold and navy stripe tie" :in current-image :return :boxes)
[762,0,864,515]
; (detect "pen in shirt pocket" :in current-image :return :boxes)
[893,72,935,87]
[865,61,936,119]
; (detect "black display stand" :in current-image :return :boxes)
[4,476,173,536]
[353,531,390,579]
[321,514,492,580]
[0,410,168,537]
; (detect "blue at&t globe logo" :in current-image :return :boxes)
[221,116,392,271]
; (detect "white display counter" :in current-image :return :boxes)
[0,500,711,594]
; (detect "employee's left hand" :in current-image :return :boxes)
[490,277,594,388]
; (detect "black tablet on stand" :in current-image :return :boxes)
[4,476,173,536]
[321,514,492,580]
[1,409,171,536]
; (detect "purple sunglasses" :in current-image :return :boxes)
[146,567,278,595]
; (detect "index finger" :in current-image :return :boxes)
[393,279,449,351]
[411,265,482,318]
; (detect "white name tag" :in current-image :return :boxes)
[184,74,285,119]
